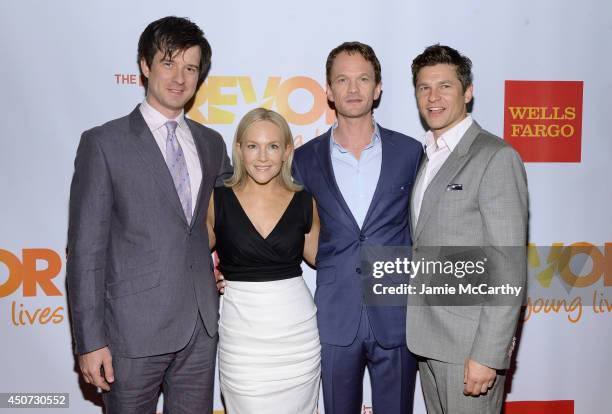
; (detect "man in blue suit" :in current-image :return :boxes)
[293,42,422,414]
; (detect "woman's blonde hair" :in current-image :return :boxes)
[225,107,302,191]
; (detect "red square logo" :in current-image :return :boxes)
[505,400,574,414]
[504,81,583,162]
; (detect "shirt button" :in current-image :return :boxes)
[356,267,362,274]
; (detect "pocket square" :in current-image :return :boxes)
[447,183,463,191]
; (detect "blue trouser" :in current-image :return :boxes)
[321,308,417,414]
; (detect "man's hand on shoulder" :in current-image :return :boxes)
[463,358,496,396]
[78,346,114,391]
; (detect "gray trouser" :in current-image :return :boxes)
[418,359,505,414]
[103,317,217,414]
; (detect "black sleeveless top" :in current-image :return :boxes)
[214,186,313,282]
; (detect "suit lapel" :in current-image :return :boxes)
[314,130,360,232]
[410,151,428,237]
[361,125,390,229]
[187,120,210,229]
[128,106,189,226]
[413,122,482,240]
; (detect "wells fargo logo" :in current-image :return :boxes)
[504,400,574,414]
[0,248,65,326]
[504,80,583,162]
[188,76,335,126]
[525,242,610,323]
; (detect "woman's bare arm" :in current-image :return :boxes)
[303,198,320,266]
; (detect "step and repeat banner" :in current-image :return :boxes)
[1,1,610,413]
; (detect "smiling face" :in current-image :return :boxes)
[238,120,289,186]
[415,63,473,139]
[140,45,201,119]
[326,52,382,120]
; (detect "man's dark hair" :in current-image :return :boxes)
[137,16,212,88]
[411,44,473,92]
[326,41,382,86]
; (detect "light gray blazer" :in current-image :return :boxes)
[406,121,528,369]
[67,106,232,358]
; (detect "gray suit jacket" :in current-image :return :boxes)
[67,106,232,358]
[406,121,528,369]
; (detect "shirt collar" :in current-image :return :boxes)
[424,114,473,158]
[139,99,187,133]
[330,118,381,153]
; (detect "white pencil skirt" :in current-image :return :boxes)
[219,277,321,414]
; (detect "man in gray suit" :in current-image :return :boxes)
[406,45,528,413]
[67,16,231,413]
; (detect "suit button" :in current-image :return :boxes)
[356,267,362,274]
[359,234,366,242]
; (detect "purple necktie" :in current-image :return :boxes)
[165,121,192,223]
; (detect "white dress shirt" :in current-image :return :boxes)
[139,99,202,215]
[412,115,473,224]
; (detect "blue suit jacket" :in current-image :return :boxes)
[293,125,422,347]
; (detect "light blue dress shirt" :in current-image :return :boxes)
[330,122,382,229]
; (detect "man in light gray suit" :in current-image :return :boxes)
[406,45,528,413]
[67,16,231,413]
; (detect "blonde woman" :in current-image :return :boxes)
[207,108,320,413]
